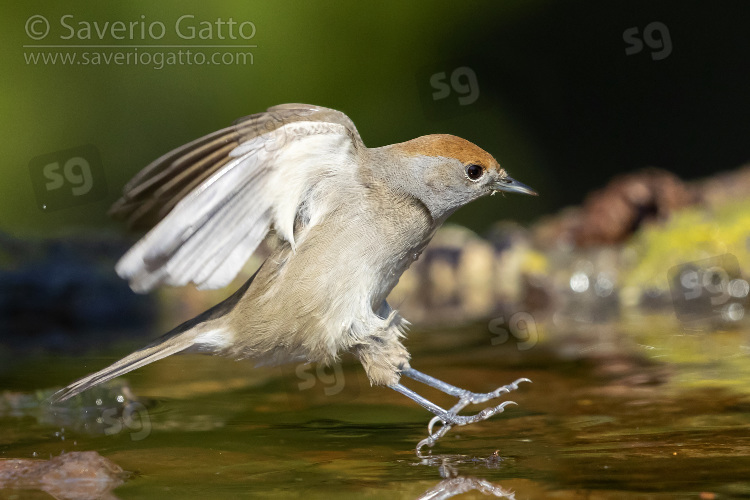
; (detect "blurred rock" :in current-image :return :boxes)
[390,224,550,325]
[575,168,697,247]
[0,451,129,500]
[533,165,750,252]
[534,168,698,250]
[697,165,750,210]
[0,232,155,353]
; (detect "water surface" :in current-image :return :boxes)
[2,315,749,499]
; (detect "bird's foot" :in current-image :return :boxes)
[417,399,518,454]
[390,369,530,454]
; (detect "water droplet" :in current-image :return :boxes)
[729,279,749,298]
[570,272,590,293]
[722,302,745,322]
[594,273,614,297]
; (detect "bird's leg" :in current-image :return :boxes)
[360,302,530,451]
[390,369,530,453]
[402,368,530,405]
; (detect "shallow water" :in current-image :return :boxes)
[2,315,750,499]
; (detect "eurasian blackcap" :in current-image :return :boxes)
[51,104,537,450]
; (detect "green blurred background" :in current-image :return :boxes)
[2,0,749,236]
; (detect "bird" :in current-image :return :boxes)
[50,104,537,450]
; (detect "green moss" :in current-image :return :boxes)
[622,199,750,291]
[521,248,549,275]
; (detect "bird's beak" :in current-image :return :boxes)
[491,175,538,196]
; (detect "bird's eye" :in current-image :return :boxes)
[465,164,484,181]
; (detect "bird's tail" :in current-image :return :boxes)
[49,266,257,404]
[49,327,202,403]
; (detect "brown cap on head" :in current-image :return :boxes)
[393,134,503,173]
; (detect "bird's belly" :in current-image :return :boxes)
[227,251,381,365]
[226,208,433,365]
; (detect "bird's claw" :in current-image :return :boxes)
[428,400,517,435]
[458,377,531,405]
[416,378,531,454]
[419,400,517,453]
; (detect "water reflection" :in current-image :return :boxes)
[419,476,515,499]
[416,451,515,499]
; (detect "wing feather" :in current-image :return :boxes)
[113,104,363,292]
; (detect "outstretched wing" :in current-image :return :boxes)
[111,104,363,293]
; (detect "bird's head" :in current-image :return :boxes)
[382,134,537,220]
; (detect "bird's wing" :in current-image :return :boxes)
[111,103,363,293]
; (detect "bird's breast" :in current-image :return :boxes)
[226,183,435,363]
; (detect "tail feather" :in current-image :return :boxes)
[49,332,196,403]
[49,263,260,404]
